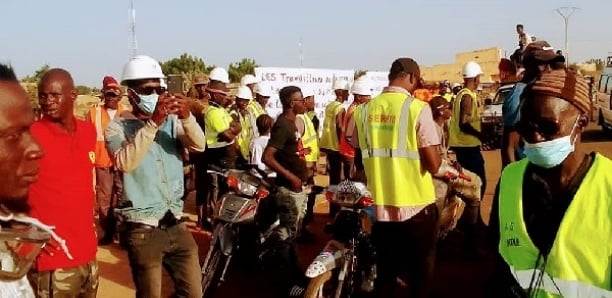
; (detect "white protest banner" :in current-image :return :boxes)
[254,67,354,121]
[363,71,389,97]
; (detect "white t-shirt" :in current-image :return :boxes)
[249,135,276,177]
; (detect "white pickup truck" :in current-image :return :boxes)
[596,56,612,131]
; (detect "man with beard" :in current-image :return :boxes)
[86,76,126,245]
[28,68,99,296]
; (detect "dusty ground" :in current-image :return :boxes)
[96,122,612,297]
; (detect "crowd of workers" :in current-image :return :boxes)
[0,23,610,298]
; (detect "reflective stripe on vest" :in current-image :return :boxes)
[449,88,481,147]
[360,98,419,159]
[509,267,612,297]
[499,154,612,298]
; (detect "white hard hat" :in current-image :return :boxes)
[351,82,372,96]
[160,78,168,89]
[236,86,253,100]
[121,55,165,84]
[240,74,258,86]
[332,78,350,91]
[477,86,483,91]
[301,86,315,98]
[462,61,483,79]
[452,82,461,88]
[255,83,272,97]
[209,67,230,84]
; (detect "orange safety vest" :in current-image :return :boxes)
[89,105,123,168]
[413,89,433,102]
[339,104,356,158]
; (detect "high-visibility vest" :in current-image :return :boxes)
[320,101,343,151]
[442,93,453,102]
[247,100,266,118]
[205,103,234,148]
[231,110,255,160]
[498,155,612,298]
[339,104,356,158]
[355,92,435,208]
[449,88,481,147]
[297,114,319,163]
[89,105,123,168]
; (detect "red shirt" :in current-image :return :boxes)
[29,117,98,271]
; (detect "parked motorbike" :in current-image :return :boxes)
[303,180,376,298]
[200,164,280,297]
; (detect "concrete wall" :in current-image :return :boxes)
[421,47,502,84]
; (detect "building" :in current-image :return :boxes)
[421,47,503,84]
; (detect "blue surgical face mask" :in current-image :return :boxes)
[523,117,579,169]
[134,92,159,115]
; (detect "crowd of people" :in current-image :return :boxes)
[0,32,610,298]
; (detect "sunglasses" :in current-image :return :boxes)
[104,92,120,98]
[131,86,166,96]
[516,118,561,140]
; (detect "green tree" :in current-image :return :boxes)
[75,85,92,95]
[21,64,50,83]
[159,53,214,86]
[354,69,368,80]
[228,58,260,83]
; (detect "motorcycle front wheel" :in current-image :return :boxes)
[201,246,227,297]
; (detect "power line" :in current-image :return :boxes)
[555,6,579,66]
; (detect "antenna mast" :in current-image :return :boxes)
[129,0,138,58]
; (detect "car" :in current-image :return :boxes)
[480,83,516,149]
[596,56,612,132]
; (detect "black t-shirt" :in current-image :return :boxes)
[267,115,308,188]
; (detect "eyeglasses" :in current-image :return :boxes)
[516,118,560,140]
[104,92,120,98]
[131,86,166,96]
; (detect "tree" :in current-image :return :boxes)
[354,69,368,80]
[586,58,605,71]
[21,64,50,83]
[76,85,92,95]
[228,58,259,83]
[159,53,214,86]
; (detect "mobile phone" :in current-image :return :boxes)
[166,74,184,94]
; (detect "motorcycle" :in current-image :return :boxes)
[303,180,376,298]
[200,164,280,297]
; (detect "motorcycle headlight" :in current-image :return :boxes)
[237,181,258,196]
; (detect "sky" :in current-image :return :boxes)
[2,0,611,87]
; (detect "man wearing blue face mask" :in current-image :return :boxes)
[487,69,612,297]
[105,55,206,298]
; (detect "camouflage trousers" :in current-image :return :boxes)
[28,259,98,298]
[275,186,308,241]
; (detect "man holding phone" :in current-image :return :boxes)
[105,55,206,298]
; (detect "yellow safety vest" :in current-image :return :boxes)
[230,110,255,160]
[442,93,453,102]
[204,103,234,148]
[320,101,343,151]
[355,92,435,208]
[498,154,612,298]
[298,114,319,162]
[449,88,481,147]
[247,100,266,119]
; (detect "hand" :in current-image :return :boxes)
[303,147,312,155]
[450,160,463,173]
[150,94,170,126]
[230,120,242,134]
[165,93,191,119]
[290,176,303,193]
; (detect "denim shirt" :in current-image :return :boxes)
[105,112,206,221]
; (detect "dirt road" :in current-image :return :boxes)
[96,123,612,297]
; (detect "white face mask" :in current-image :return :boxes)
[523,116,579,169]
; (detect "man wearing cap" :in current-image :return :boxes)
[86,76,125,245]
[501,41,566,168]
[488,68,612,297]
[240,74,258,97]
[105,55,206,297]
[231,86,257,163]
[320,78,349,217]
[248,83,271,117]
[201,67,241,229]
[28,68,100,296]
[351,58,442,297]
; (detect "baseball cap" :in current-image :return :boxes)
[193,74,209,86]
[522,41,565,64]
[389,58,420,78]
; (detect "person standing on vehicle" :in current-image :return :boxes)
[501,41,566,168]
[105,55,206,298]
[86,76,125,245]
[262,86,309,297]
[449,61,487,198]
[320,78,349,218]
[488,68,612,297]
[27,68,99,297]
[201,67,242,230]
[352,58,442,298]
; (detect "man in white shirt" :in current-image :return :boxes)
[249,114,275,177]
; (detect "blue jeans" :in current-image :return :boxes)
[124,222,202,298]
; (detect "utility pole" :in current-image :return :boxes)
[555,6,579,66]
[129,0,138,58]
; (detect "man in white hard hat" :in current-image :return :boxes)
[344,80,372,183]
[231,86,257,162]
[105,55,206,297]
[320,78,350,218]
[448,61,487,258]
[248,83,271,117]
[240,74,258,97]
[202,67,242,229]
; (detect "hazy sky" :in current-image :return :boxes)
[1,0,609,87]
